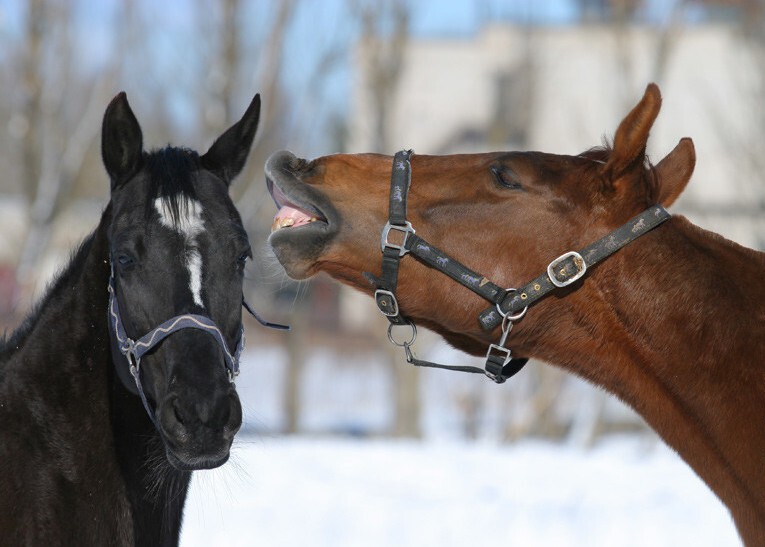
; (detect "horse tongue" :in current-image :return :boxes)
[272,204,314,230]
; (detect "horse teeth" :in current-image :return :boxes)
[271,216,319,232]
[271,217,294,231]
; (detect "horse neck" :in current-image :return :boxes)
[529,215,765,541]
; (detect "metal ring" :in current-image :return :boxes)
[496,288,528,322]
[387,321,417,347]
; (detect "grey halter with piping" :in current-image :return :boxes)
[108,269,288,427]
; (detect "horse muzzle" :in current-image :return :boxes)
[158,388,242,471]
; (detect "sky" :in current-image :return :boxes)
[0,0,692,146]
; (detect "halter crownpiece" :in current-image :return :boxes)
[370,150,671,384]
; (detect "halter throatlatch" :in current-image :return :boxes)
[108,271,288,427]
[371,150,671,384]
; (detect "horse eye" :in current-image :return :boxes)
[117,254,135,267]
[237,249,252,267]
[491,166,523,190]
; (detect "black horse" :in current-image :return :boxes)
[0,91,261,545]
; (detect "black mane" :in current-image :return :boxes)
[0,229,100,363]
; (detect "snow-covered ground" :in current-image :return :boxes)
[179,345,740,546]
[181,436,739,547]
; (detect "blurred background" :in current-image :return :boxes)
[0,0,760,544]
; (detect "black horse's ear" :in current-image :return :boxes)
[201,94,261,185]
[102,92,143,191]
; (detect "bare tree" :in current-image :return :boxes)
[14,0,117,305]
[357,0,410,153]
[354,0,420,438]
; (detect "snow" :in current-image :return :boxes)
[179,347,740,547]
[181,436,739,547]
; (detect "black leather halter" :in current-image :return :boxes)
[371,149,671,384]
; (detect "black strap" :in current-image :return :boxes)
[389,150,412,225]
[374,150,528,383]
[406,352,528,385]
[374,150,414,326]
[243,299,290,330]
[478,205,671,330]
[373,151,672,383]
[405,234,504,302]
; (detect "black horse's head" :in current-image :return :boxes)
[102,92,260,470]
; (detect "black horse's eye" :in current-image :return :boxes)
[236,249,252,268]
[116,254,135,268]
[491,166,523,190]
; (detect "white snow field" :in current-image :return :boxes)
[181,436,739,547]
[179,347,740,547]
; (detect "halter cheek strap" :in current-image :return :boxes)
[370,150,671,384]
[371,150,529,383]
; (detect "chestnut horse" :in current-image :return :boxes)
[266,84,765,544]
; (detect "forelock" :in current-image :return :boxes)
[144,147,200,223]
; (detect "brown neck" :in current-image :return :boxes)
[516,216,765,544]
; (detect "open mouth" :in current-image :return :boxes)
[268,180,327,232]
[264,151,338,277]
[265,151,331,233]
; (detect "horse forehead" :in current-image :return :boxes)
[153,196,206,238]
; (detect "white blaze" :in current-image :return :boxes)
[154,197,206,308]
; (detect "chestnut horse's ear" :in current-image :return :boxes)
[653,137,695,208]
[102,92,144,191]
[601,83,662,184]
[201,93,261,186]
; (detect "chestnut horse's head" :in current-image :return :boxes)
[266,84,695,358]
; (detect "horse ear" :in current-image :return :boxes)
[201,94,261,185]
[601,83,662,183]
[102,92,143,191]
[653,137,695,208]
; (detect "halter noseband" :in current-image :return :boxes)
[108,269,288,427]
[371,149,671,384]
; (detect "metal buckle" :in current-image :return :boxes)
[381,221,415,256]
[484,344,511,383]
[375,289,400,317]
[547,251,587,288]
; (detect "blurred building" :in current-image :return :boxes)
[350,22,765,247]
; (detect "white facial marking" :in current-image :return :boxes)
[154,197,206,307]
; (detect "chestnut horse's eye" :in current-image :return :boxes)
[491,166,523,190]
